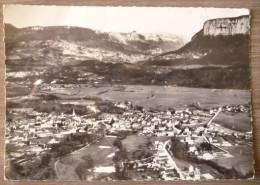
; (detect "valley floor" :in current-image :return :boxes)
[34,83,251,109]
[5,83,253,180]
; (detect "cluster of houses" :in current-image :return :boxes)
[105,102,250,139]
[5,99,251,177]
[5,108,104,167]
[222,104,249,113]
[37,83,82,95]
[128,140,215,180]
[104,105,214,137]
[128,140,181,180]
[38,83,77,91]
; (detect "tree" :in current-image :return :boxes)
[57,145,71,157]
[41,154,51,167]
[113,138,123,150]
[170,136,189,159]
[75,155,94,180]
[114,163,128,180]
[110,118,115,125]
[135,105,144,112]
[200,142,212,152]
[84,125,89,131]
[81,155,94,169]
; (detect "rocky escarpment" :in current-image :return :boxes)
[143,15,250,89]
[203,15,250,36]
[149,14,250,65]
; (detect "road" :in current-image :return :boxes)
[204,109,231,154]
[206,108,222,126]
[163,140,185,180]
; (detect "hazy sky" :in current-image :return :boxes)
[4,5,249,39]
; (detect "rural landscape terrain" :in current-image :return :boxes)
[5,13,254,181]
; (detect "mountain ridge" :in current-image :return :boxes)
[5,24,185,65]
[145,15,250,67]
[5,15,250,89]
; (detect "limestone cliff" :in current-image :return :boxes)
[148,15,250,68]
[203,15,250,36]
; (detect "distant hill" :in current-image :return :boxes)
[5,24,185,65]
[5,24,19,44]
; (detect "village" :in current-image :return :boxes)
[5,99,252,180]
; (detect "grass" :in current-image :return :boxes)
[93,85,250,110]
[6,85,34,98]
[56,136,117,180]
[121,135,167,160]
[37,84,250,110]
[212,145,254,176]
[214,112,252,132]
[121,135,150,153]
[8,84,250,110]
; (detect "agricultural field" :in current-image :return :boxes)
[79,85,250,109]
[55,136,117,181]
[211,145,254,177]
[214,112,252,132]
[121,135,167,160]
[30,84,251,110]
[121,135,168,180]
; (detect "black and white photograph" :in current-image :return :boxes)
[4,5,254,181]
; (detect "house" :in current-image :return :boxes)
[194,168,201,180]
[189,165,194,174]
[189,146,197,153]
[202,173,214,180]
[195,126,205,134]
[35,132,53,138]
[183,127,191,136]
[30,146,43,153]
[132,123,141,129]
[201,153,214,160]
[48,138,60,145]
[186,137,194,145]
[245,134,252,139]
[154,141,164,150]
[222,141,232,147]
[166,131,174,136]
[158,126,166,131]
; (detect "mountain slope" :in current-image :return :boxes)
[5,15,251,89]
[5,24,185,65]
[138,15,250,89]
[145,15,250,67]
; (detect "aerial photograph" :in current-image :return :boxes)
[4,5,254,181]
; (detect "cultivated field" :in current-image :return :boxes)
[122,135,167,153]
[214,112,252,132]
[33,84,251,110]
[55,136,117,181]
[212,145,254,176]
